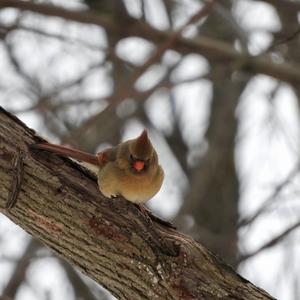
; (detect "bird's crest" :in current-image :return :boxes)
[133,130,153,158]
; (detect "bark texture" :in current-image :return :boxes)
[0,107,274,300]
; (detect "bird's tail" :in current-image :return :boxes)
[30,143,98,165]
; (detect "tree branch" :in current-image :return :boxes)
[0,106,275,299]
[239,220,300,263]
[2,239,41,298]
[1,0,300,85]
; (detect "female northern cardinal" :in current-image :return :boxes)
[30,130,164,204]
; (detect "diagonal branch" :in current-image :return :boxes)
[238,163,300,227]
[2,239,41,298]
[239,220,300,263]
[0,106,275,299]
[58,259,109,300]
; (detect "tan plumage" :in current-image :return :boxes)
[30,130,164,204]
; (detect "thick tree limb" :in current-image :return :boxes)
[0,106,275,299]
[1,0,300,85]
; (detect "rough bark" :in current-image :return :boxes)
[0,107,275,300]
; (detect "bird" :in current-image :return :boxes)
[30,130,164,204]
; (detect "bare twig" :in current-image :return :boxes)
[273,27,300,47]
[238,163,300,227]
[2,239,41,298]
[59,259,108,300]
[60,0,216,142]
[239,220,300,263]
[0,23,104,52]
[2,0,300,84]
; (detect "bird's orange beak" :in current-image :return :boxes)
[133,160,145,172]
